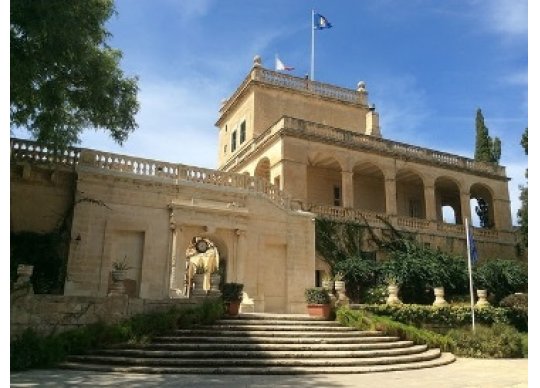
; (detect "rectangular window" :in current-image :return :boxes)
[333,185,341,206]
[231,131,237,152]
[239,121,246,144]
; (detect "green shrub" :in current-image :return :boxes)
[499,293,528,332]
[381,241,468,304]
[362,284,388,304]
[334,256,380,303]
[473,259,528,304]
[336,308,455,352]
[222,283,244,302]
[304,287,331,304]
[10,300,223,371]
[358,304,512,328]
[447,324,524,358]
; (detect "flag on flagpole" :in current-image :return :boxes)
[275,56,294,71]
[314,13,332,30]
[467,223,479,265]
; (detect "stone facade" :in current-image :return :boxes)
[10,59,521,316]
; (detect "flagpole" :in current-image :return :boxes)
[311,9,315,81]
[465,218,476,333]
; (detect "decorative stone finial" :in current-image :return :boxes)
[253,55,262,67]
[357,81,367,93]
[220,98,228,108]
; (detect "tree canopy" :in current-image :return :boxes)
[10,0,139,148]
[517,128,527,248]
[474,109,501,164]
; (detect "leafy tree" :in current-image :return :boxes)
[10,0,139,148]
[518,128,528,248]
[473,259,528,304]
[474,109,501,164]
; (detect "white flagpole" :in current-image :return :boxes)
[465,218,476,333]
[311,9,315,81]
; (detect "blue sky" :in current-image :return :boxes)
[10,0,529,225]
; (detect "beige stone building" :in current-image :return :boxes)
[10,57,517,314]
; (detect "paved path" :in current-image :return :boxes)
[10,358,528,387]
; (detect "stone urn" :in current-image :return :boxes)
[322,280,334,292]
[334,280,346,293]
[110,269,127,295]
[386,284,402,305]
[432,287,449,307]
[209,273,222,296]
[192,273,206,297]
[476,289,490,307]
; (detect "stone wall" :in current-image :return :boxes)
[10,291,212,338]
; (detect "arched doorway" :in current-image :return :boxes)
[435,176,462,224]
[470,183,495,228]
[352,161,386,212]
[185,236,221,297]
[396,169,425,218]
[306,154,342,206]
[254,158,271,182]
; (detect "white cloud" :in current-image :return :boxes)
[477,0,528,38]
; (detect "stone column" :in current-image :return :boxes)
[424,185,436,221]
[341,170,354,208]
[235,229,247,283]
[460,191,472,225]
[493,198,512,231]
[384,177,397,215]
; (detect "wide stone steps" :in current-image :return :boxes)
[60,313,455,374]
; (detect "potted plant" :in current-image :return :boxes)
[305,287,331,319]
[222,282,244,315]
[112,256,131,281]
[334,272,345,293]
[432,286,449,307]
[110,256,131,295]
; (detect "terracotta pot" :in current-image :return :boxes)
[226,300,241,316]
[307,304,331,319]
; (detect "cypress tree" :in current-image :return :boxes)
[474,108,501,164]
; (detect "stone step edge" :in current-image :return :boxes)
[215,320,346,326]
[198,325,358,331]
[172,330,381,337]
[116,340,413,351]
[152,335,399,344]
[67,348,440,366]
[59,352,455,374]
[88,344,426,359]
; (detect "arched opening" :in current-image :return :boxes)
[352,162,386,212]
[435,176,462,224]
[306,155,342,206]
[470,183,495,228]
[254,158,271,181]
[185,236,222,297]
[396,169,425,218]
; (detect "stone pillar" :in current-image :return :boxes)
[168,207,182,298]
[424,185,436,221]
[493,198,512,231]
[385,177,397,215]
[460,191,472,225]
[282,160,308,205]
[341,170,354,208]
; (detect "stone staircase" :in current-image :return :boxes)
[60,313,455,374]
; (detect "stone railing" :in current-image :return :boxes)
[10,138,80,167]
[305,204,389,226]
[222,116,506,178]
[254,68,364,105]
[77,148,292,211]
[219,66,366,116]
[10,138,293,212]
[308,203,502,240]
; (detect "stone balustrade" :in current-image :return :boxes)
[308,203,502,241]
[10,138,80,166]
[220,116,506,178]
